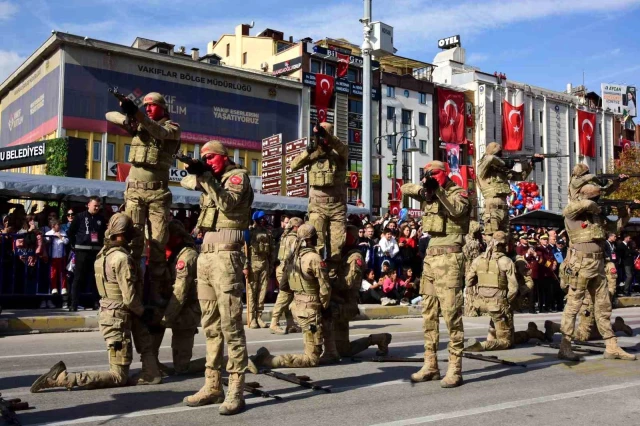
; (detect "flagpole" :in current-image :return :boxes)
[361,0,373,213]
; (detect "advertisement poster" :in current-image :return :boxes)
[601,83,636,117]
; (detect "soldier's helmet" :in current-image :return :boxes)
[572,163,590,177]
[201,140,228,158]
[579,184,601,199]
[287,217,303,229]
[319,122,334,135]
[492,231,507,245]
[106,213,133,238]
[424,160,446,172]
[486,142,502,155]
[142,92,167,107]
[297,224,317,240]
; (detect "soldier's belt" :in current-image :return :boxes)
[571,250,604,260]
[201,243,243,253]
[309,196,338,203]
[294,293,320,303]
[75,244,101,251]
[427,246,462,256]
[126,180,168,190]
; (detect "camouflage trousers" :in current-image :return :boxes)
[420,252,465,357]
[321,300,371,357]
[124,185,172,302]
[482,197,509,237]
[197,249,248,374]
[560,253,614,341]
[573,261,617,341]
[308,201,346,276]
[248,257,269,316]
[473,292,513,350]
[268,294,323,368]
[270,288,295,326]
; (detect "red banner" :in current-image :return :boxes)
[315,74,334,123]
[578,109,596,158]
[394,178,403,200]
[350,171,359,189]
[337,53,349,78]
[445,163,469,189]
[437,88,465,143]
[502,100,524,151]
[116,163,131,182]
[389,200,401,216]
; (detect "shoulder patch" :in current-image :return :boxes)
[229,175,243,185]
[459,190,468,198]
[610,267,617,274]
[356,258,363,267]
[176,260,185,271]
[320,260,328,269]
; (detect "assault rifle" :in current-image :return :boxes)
[1,392,32,425]
[597,173,640,181]
[502,153,570,166]
[260,369,332,393]
[108,86,129,103]
[222,377,282,400]
[573,340,637,352]
[363,353,527,368]
[597,199,640,216]
[173,153,207,175]
[536,342,602,355]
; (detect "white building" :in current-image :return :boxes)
[431,45,615,214]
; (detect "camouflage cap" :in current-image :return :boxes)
[297,223,317,240]
[493,231,507,244]
[572,163,590,177]
[319,122,334,135]
[579,184,601,199]
[106,213,132,237]
[201,140,228,157]
[143,92,167,107]
[486,142,502,155]
[424,161,446,172]
[287,217,303,229]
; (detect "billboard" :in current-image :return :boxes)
[601,84,636,117]
[0,51,61,147]
[62,46,300,150]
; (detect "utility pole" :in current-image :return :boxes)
[361,0,372,212]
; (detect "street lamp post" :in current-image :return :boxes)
[361,0,373,212]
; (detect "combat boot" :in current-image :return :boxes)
[603,337,637,361]
[557,335,581,362]
[250,347,275,368]
[249,318,260,329]
[410,353,441,383]
[440,354,463,388]
[464,338,484,352]
[256,313,267,328]
[183,368,225,407]
[319,327,341,365]
[545,320,561,342]
[287,324,302,333]
[270,322,287,335]
[135,353,162,385]
[219,373,246,415]
[370,333,392,356]
[486,327,497,342]
[30,361,71,392]
[526,322,547,342]
[613,317,633,337]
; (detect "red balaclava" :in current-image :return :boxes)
[430,169,447,187]
[205,154,227,176]
[146,103,165,121]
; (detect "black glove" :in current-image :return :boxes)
[503,158,516,168]
[315,124,327,138]
[424,177,439,191]
[141,307,155,324]
[307,137,317,153]
[185,160,207,176]
[531,156,544,164]
[120,99,138,117]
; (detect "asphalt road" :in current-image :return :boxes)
[3,309,640,426]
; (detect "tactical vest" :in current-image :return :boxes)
[566,212,606,243]
[277,232,297,261]
[308,153,345,187]
[478,156,511,198]
[196,193,215,232]
[251,227,271,256]
[128,120,178,169]
[476,254,508,289]
[421,185,469,235]
[94,246,130,301]
[288,249,320,295]
[197,168,254,231]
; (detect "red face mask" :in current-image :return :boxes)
[145,104,165,121]
[430,169,447,187]
[205,154,227,175]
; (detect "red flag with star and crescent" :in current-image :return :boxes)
[336,53,350,78]
[437,88,465,143]
[502,100,524,151]
[315,74,335,123]
[578,109,596,158]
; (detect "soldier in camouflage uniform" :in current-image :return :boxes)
[320,226,392,364]
[402,161,469,388]
[557,185,636,362]
[252,224,331,368]
[291,123,348,279]
[463,221,483,317]
[31,214,161,393]
[476,142,539,239]
[270,217,304,335]
[106,92,181,305]
[180,140,252,415]
[247,210,274,329]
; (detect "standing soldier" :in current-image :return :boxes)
[31,213,161,393]
[247,210,274,329]
[270,217,304,335]
[251,224,331,368]
[476,142,540,239]
[180,140,252,416]
[290,123,348,279]
[320,226,392,364]
[401,161,469,388]
[463,221,484,317]
[557,185,636,361]
[106,92,181,305]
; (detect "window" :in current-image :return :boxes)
[419,92,427,104]
[349,160,362,172]
[347,68,358,83]
[349,99,363,114]
[599,123,602,134]
[238,157,245,168]
[540,135,543,148]
[387,106,395,120]
[420,139,428,154]
[242,52,247,64]
[401,109,412,125]
[251,159,258,176]
[311,59,322,74]
[541,162,544,172]
[492,100,495,113]
[124,145,131,163]
[493,126,496,139]
[387,86,395,97]
[325,63,336,77]
[600,146,602,157]
[532,109,535,122]
[92,141,101,161]
[107,143,115,162]
[573,117,576,129]
[539,111,543,123]
[419,112,427,126]
[388,134,396,150]
[226,43,230,57]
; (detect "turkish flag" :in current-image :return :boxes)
[389,200,401,216]
[393,178,403,200]
[336,53,349,78]
[437,88,465,143]
[315,74,334,123]
[116,163,131,182]
[445,163,469,189]
[578,109,596,158]
[502,100,524,151]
